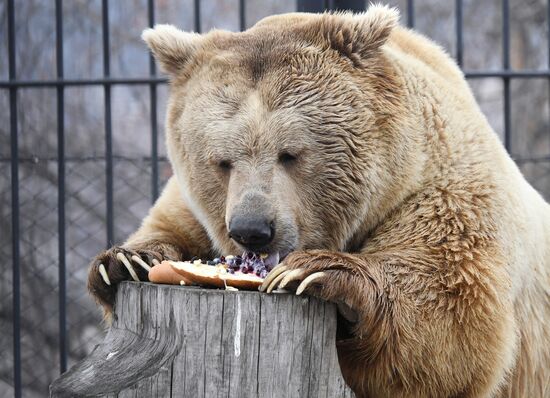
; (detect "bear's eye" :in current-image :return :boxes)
[218,160,232,171]
[278,152,297,165]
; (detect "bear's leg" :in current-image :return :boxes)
[87,176,213,318]
[263,249,517,397]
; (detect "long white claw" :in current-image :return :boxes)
[131,255,152,272]
[296,272,326,295]
[98,264,111,286]
[266,270,291,294]
[279,268,307,290]
[260,265,289,292]
[117,252,140,282]
[152,259,160,266]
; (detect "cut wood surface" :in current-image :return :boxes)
[50,282,355,397]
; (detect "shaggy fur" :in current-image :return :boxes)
[88,6,550,397]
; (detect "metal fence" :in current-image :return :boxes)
[2,0,549,396]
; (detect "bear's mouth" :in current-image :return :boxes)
[240,248,293,268]
[240,249,292,271]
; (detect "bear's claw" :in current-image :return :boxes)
[278,269,308,290]
[117,252,141,282]
[131,255,152,272]
[260,265,289,292]
[296,271,327,295]
[266,270,291,293]
[98,264,111,286]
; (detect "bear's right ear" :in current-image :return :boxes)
[142,24,202,76]
[307,4,399,65]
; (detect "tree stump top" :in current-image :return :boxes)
[50,282,355,397]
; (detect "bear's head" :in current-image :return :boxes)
[143,5,423,258]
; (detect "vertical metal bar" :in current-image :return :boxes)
[332,0,364,11]
[407,0,415,28]
[194,0,201,33]
[455,0,463,68]
[239,0,246,31]
[148,0,159,202]
[102,0,114,246]
[296,0,324,13]
[502,0,511,151]
[55,0,67,374]
[8,0,21,395]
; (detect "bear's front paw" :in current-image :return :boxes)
[87,246,162,314]
[260,250,361,319]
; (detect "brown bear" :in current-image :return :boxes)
[87,5,550,397]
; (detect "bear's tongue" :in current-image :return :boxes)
[263,252,280,270]
[241,251,280,271]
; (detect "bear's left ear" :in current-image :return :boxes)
[315,4,399,64]
[142,24,202,76]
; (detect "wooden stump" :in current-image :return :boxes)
[50,282,355,397]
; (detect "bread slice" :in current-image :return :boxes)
[148,261,192,285]
[168,260,263,290]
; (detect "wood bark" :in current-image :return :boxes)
[50,282,355,397]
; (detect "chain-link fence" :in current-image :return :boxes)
[1,0,549,396]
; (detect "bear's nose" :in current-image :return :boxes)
[228,216,274,249]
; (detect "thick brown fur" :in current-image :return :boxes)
[87,6,550,397]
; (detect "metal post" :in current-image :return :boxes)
[502,0,511,152]
[297,0,364,12]
[407,0,415,28]
[239,0,246,31]
[194,0,201,33]
[55,0,67,374]
[297,0,324,13]
[148,0,159,202]
[455,0,463,68]
[102,0,114,246]
[8,0,21,395]
[331,0,365,11]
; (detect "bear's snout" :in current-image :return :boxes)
[228,214,274,249]
[227,192,276,251]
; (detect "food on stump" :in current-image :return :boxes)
[166,252,280,290]
[148,261,192,285]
